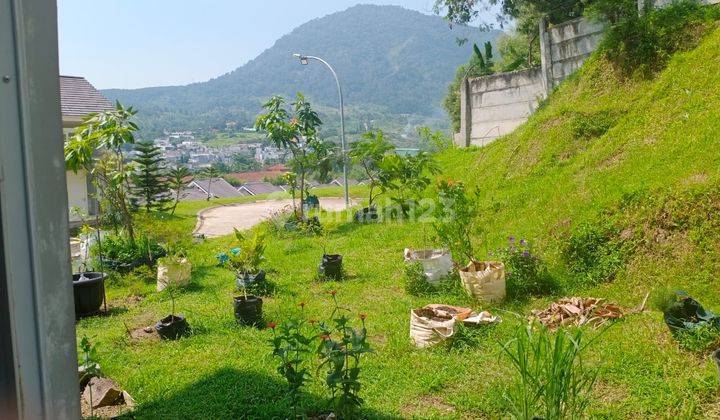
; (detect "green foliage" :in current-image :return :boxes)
[132,141,172,212]
[496,31,540,72]
[675,322,720,352]
[317,294,374,419]
[378,152,440,218]
[496,237,556,299]
[403,262,436,296]
[562,221,628,285]
[95,233,166,270]
[256,94,335,219]
[168,166,192,215]
[64,102,139,242]
[601,0,720,77]
[570,110,617,140]
[433,179,481,263]
[348,130,395,206]
[500,323,597,420]
[268,310,315,415]
[417,127,454,153]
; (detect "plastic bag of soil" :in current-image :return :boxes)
[403,248,453,285]
[410,304,472,348]
[663,291,720,334]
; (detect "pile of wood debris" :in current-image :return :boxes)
[530,297,626,329]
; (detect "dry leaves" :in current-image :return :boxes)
[531,297,625,329]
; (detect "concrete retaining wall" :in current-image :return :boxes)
[460,68,545,147]
[455,0,720,147]
[543,17,605,87]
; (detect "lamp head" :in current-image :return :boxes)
[293,53,308,65]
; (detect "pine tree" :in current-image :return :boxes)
[132,141,172,212]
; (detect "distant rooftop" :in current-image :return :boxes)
[59,75,114,116]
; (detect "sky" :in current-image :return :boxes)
[58,0,446,90]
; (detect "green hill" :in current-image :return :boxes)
[103,5,499,138]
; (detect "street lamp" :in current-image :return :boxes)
[292,53,349,209]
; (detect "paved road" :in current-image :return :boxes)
[194,198,352,237]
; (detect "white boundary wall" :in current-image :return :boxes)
[456,0,719,147]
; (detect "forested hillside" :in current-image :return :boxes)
[104,5,499,138]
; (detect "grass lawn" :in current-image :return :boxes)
[77,199,719,418]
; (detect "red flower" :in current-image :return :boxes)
[320,334,331,341]
[329,290,337,296]
[299,301,306,309]
[359,313,367,320]
[267,322,277,330]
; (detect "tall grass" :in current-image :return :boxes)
[500,322,598,420]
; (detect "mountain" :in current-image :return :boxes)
[103,4,500,138]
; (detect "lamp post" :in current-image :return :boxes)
[292,53,349,209]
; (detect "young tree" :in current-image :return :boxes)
[201,167,222,201]
[132,141,172,212]
[65,102,139,244]
[378,152,440,218]
[255,94,333,220]
[348,130,395,207]
[168,166,192,215]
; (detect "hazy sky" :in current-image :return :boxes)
[58,1,448,90]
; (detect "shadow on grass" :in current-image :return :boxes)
[124,367,400,419]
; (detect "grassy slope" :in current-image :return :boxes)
[77,29,720,418]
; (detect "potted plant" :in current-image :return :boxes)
[217,229,266,326]
[155,286,189,340]
[318,237,343,281]
[348,130,395,223]
[70,214,108,317]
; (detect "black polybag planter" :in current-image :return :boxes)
[155,314,189,340]
[354,206,379,223]
[303,195,320,209]
[319,254,343,280]
[72,272,107,316]
[234,295,263,326]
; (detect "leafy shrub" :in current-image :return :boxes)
[563,222,627,285]
[675,323,720,352]
[268,292,373,418]
[496,237,556,299]
[403,262,434,296]
[601,1,720,77]
[570,110,617,140]
[403,263,465,298]
[268,305,315,416]
[94,234,166,270]
[317,293,373,419]
[500,323,597,420]
[433,179,482,264]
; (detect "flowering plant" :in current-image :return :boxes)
[316,292,374,419]
[495,237,555,299]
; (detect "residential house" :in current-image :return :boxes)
[238,182,286,196]
[181,178,241,201]
[60,75,114,226]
